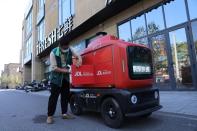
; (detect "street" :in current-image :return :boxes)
[0,90,197,131]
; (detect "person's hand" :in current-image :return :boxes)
[67,65,71,73]
[63,68,70,74]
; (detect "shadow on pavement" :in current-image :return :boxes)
[68,111,163,129]
[32,115,47,124]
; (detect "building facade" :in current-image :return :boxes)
[21,0,197,90]
[0,63,22,88]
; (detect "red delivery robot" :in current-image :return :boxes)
[69,34,162,128]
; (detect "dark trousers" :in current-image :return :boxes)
[47,79,70,116]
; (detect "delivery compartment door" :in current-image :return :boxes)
[93,46,114,86]
[71,65,95,85]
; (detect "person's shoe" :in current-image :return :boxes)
[62,114,75,119]
[46,116,53,124]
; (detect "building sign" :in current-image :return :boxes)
[36,16,73,55]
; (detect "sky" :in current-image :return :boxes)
[0,0,29,73]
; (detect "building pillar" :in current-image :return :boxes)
[31,56,44,81]
[31,0,44,82]
[23,65,31,83]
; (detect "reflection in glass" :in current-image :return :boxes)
[151,35,170,87]
[38,0,44,10]
[71,0,75,15]
[72,40,86,54]
[146,6,165,34]
[38,20,45,42]
[59,0,73,25]
[131,15,146,39]
[62,0,71,21]
[25,36,32,58]
[118,21,132,42]
[188,0,197,20]
[169,28,193,88]
[26,11,32,36]
[191,21,197,60]
[164,0,187,28]
[133,37,148,47]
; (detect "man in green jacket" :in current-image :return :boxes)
[47,42,82,124]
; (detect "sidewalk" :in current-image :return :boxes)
[27,90,197,117]
[160,91,197,116]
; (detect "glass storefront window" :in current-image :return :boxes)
[151,34,170,87]
[117,0,197,89]
[59,0,74,25]
[131,15,146,40]
[25,36,32,58]
[133,37,148,47]
[187,0,197,20]
[62,0,70,21]
[37,0,45,24]
[118,21,132,42]
[169,28,193,87]
[26,10,32,36]
[38,0,44,11]
[37,20,45,42]
[146,6,165,34]
[164,0,187,28]
[191,21,197,59]
[72,40,86,54]
[71,0,75,16]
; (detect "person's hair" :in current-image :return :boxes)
[58,42,69,47]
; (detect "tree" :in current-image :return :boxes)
[147,22,160,34]
[132,22,160,40]
[133,26,146,40]
[0,74,9,87]
[0,74,22,88]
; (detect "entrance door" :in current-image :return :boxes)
[169,28,194,88]
[151,34,170,88]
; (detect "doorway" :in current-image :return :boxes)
[168,27,194,88]
[150,26,196,89]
